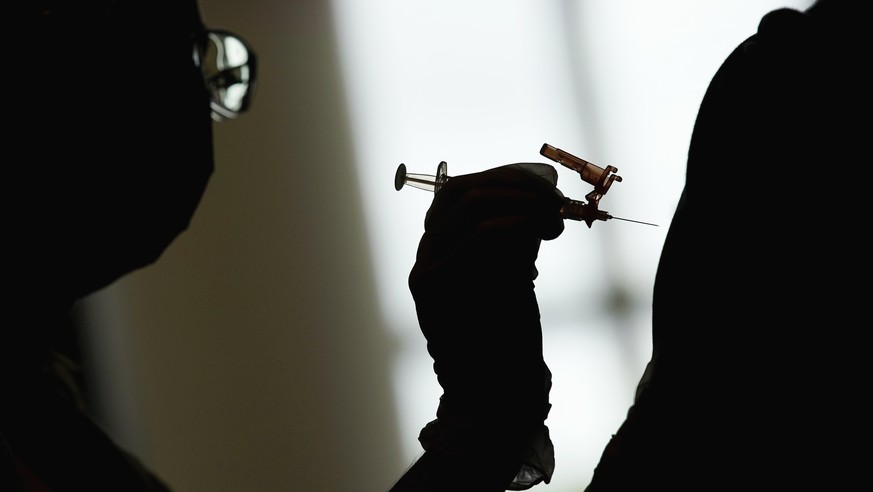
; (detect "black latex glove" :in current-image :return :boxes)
[409,162,565,439]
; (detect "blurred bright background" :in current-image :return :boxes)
[79,1,811,491]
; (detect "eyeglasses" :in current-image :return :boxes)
[193,29,258,122]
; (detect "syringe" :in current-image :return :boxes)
[394,162,449,193]
[394,161,657,227]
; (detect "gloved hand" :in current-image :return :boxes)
[409,163,565,469]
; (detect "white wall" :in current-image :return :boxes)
[81,1,812,491]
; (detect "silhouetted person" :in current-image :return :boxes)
[3,1,255,490]
[391,0,867,490]
[586,1,866,490]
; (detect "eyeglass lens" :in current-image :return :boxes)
[199,31,256,121]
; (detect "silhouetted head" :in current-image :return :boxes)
[9,0,253,310]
